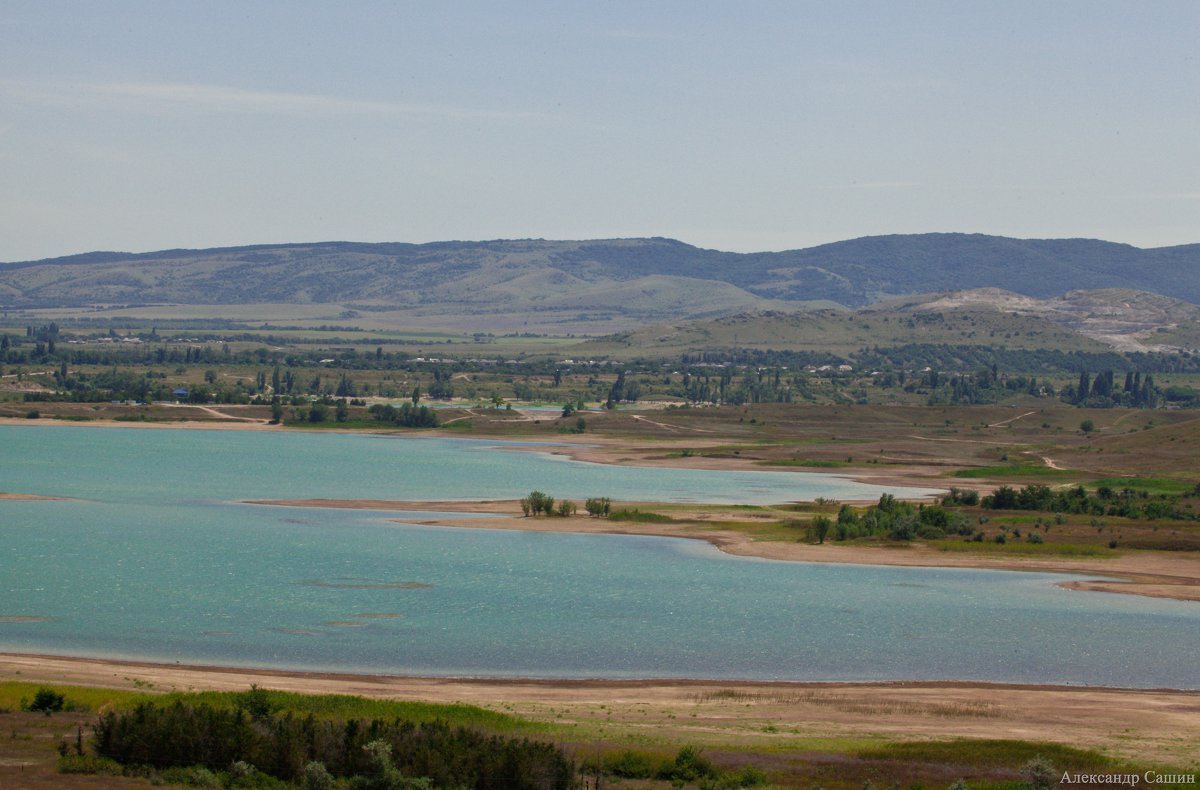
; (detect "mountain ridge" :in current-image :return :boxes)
[2,233,1198,313]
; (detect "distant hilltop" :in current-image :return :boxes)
[2,233,1199,313]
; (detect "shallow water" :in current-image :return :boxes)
[0,424,941,504]
[1,425,1197,687]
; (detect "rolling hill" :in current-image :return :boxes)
[2,235,1199,321]
[576,304,1117,360]
[574,288,1200,361]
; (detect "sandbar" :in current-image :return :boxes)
[249,498,1200,603]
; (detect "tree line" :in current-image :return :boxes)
[91,700,574,789]
[980,483,1196,520]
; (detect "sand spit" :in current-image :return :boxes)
[248,498,1200,603]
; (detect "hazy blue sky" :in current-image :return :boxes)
[1,1,1197,260]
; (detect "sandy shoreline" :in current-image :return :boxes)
[5,416,1197,601]
[2,653,1197,764]
[0,415,278,432]
[510,438,955,492]
[250,498,1200,602]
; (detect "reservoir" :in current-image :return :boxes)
[1,425,1197,688]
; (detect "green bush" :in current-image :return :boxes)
[657,746,716,782]
[811,515,832,544]
[519,490,555,517]
[303,761,335,790]
[604,750,659,778]
[584,497,612,517]
[597,749,765,788]
[57,754,123,775]
[1023,755,1057,790]
[236,684,276,720]
[721,764,768,787]
[608,509,673,523]
[916,524,946,539]
[27,687,65,713]
[943,487,979,506]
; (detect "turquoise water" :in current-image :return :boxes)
[1,425,1198,688]
[0,424,941,505]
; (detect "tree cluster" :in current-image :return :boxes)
[1062,369,1159,408]
[983,483,1195,520]
[367,403,439,428]
[518,491,577,517]
[584,497,612,517]
[92,701,574,790]
[832,495,972,541]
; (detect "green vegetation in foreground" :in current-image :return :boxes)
[580,738,1197,790]
[87,697,574,789]
[580,746,766,787]
[0,682,536,733]
[855,739,1198,789]
[6,682,1197,789]
[952,463,1076,479]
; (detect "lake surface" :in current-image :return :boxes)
[2,424,1198,688]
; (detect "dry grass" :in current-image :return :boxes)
[692,688,1000,719]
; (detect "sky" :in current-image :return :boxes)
[1,1,1197,261]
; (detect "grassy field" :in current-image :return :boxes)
[3,680,1197,789]
[0,681,535,732]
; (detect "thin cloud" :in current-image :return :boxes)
[840,181,921,189]
[819,61,956,96]
[602,29,687,41]
[1116,192,1200,201]
[0,78,554,121]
